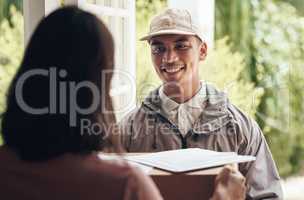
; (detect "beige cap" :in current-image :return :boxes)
[140,8,204,42]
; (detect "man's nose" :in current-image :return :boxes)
[162,49,178,63]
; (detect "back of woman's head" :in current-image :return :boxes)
[1,6,116,160]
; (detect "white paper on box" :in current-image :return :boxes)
[125,148,256,173]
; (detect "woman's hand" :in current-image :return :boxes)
[210,165,246,200]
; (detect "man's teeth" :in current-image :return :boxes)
[162,65,184,73]
[165,68,181,73]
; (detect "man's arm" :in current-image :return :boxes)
[235,108,283,200]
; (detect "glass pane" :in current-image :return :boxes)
[86,0,127,9]
[83,0,134,119]
[95,15,126,69]
[0,2,24,145]
[115,17,126,68]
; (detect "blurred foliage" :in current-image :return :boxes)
[0,0,22,23]
[200,38,263,117]
[215,0,253,76]
[252,0,304,176]
[136,0,166,103]
[216,0,304,176]
[287,62,304,174]
[0,6,24,146]
[284,0,304,16]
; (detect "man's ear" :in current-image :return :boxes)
[199,42,207,61]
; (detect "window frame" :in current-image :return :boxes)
[23,0,136,121]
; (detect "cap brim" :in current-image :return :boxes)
[140,29,196,41]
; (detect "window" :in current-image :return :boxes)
[79,0,136,121]
[24,0,136,121]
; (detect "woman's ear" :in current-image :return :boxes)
[199,42,207,61]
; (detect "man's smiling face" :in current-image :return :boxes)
[149,34,207,87]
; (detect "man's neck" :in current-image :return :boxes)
[163,81,201,103]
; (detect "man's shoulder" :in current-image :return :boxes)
[203,83,262,137]
[226,103,255,127]
[118,104,151,126]
[203,82,255,125]
[204,82,223,94]
[225,101,264,145]
[120,87,161,123]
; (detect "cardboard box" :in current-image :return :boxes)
[149,167,222,200]
[103,153,224,200]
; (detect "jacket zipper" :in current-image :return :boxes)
[144,105,188,149]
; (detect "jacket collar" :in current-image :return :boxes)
[144,83,227,107]
[142,83,230,128]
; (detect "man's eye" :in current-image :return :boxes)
[176,43,190,50]
[151,45,166,54]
